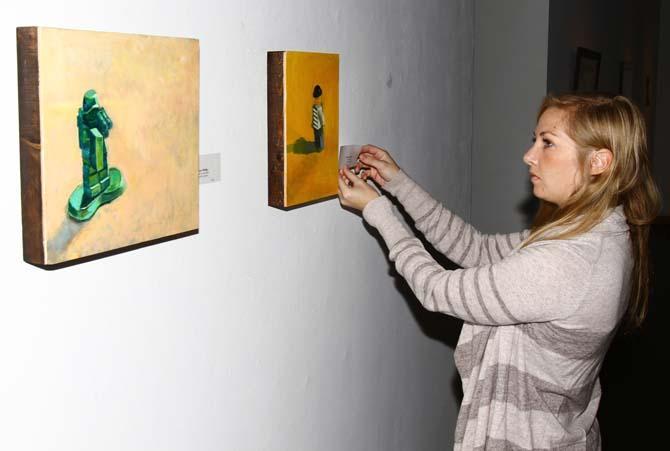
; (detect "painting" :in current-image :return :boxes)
[573,47,601,92]
[17,27,199,268]
[268,51,339,209]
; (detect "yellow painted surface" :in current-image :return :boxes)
[284,51,339,207]
[37,28,199,264]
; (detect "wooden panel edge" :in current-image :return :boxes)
[194,38,201,229]
[30,229,199,271]
[17,27,45,265]
[267,51,285,209]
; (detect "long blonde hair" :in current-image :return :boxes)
[521,94,662,331]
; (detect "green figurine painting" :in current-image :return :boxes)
[68,90,126,221]
[16,27,200,267]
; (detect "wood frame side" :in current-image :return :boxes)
[267,51,285,209]
[17,27,44,265]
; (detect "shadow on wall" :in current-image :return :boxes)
[358,190,544,407]
[360,195,465,405]
[517,189,541,230]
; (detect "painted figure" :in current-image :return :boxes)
[312,85,325,150]
[68,89,126,221]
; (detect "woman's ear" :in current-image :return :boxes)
[590,148,613,175]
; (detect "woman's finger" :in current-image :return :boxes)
[358,153,379,169]
[337,176,350,203]
[355,163,382,184]
[366,167,383,184]
[344,171,367,188]
[345,168,358,182]
[342,167,364,186]
[359,153,389,170]
[358,152,387,165]
[361,144,387,159]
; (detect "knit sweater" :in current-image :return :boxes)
[362,170,633,451]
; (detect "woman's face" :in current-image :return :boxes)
[523,107,584,207]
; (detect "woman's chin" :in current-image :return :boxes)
[532,188,549,203]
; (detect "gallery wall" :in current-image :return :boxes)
[0,1,474,450]
[471,0,550,233]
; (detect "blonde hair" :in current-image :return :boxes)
[521,93,662,331]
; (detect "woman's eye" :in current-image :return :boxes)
[532,135,554,148]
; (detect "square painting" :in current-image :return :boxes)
[17,27,199,267]
[268,51,339,209]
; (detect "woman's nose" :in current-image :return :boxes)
[523,147,536,166]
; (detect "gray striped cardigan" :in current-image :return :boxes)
[362,170,633,450]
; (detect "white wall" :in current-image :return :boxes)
[471,0,550,233]
[0,1,473,450]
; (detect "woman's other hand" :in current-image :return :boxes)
[355,144,400,187]
[338,167,380,212]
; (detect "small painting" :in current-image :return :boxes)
[17,27,199,267]
[268,51,339,209]
[573,47,601,92]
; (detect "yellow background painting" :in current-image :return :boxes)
[284,51,339,207]
[38,28,199,264]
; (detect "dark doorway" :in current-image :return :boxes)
[547,1,669,448]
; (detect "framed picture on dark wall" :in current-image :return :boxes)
[573,47,601,92]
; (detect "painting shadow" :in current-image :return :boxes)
[517,183,540,228]
[287,137,324,155]
[46,215,87,261]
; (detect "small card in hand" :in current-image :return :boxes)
[339,145,362,169]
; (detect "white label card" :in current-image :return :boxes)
[199,153,221,184]
[339,145,362,169]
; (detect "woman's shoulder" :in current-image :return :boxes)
[526,205,629,246]
[520,224,625,268]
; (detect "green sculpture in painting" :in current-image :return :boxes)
[68,89,125,221]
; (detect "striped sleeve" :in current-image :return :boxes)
[382,170,529,267]
[312,105,324,129]
[363,196,594,325]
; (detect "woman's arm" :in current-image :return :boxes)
[362,196,593,325]
[356,146,528,267]
[383,170,529,267]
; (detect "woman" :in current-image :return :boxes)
[338,94,661,450]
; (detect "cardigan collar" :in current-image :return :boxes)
[592,204,629,233]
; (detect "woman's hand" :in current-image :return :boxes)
[355,145,401,187]
[338,167,380,212]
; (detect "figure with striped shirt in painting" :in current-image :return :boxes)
[312,84,325,150]
[337,94,661,450]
